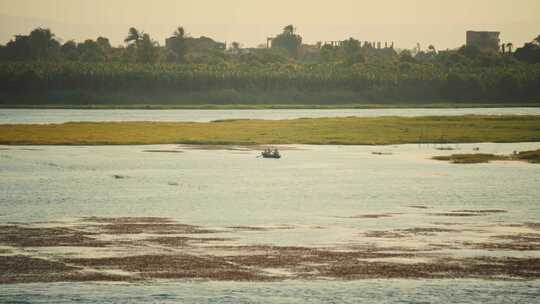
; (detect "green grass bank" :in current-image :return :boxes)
[1,115,540,146]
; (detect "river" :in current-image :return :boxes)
[1,107,540,124]
[1,143,539,302]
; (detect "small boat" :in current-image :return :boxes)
[261,149,281,159]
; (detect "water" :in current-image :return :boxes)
[1,107,540,124]
[1,143,539,227]
[1,280,539,304]
[1,143,540,302]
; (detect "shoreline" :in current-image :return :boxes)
[2,103,540,110]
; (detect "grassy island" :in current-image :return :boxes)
[1,115,540,146]
[433,154,508,164]
[433,149,540,164]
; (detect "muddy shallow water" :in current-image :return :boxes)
[1,143,539,302]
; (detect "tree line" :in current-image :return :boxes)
[0,25,540,104]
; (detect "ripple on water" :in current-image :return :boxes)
[1,280,539,303]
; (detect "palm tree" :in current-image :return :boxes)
[283,25,295,35]
[124,27,142,44]
[168,26,188,62]
[137,33,159,63]
[506,42,513,53]
[173,27,185,39]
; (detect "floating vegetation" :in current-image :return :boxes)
[372,152,393,155]
[146,236,231,247]
[82,217,174,224]
[1,218,540,283]
[407,205,430,209]
[451,209,508,214]
[430,212,485,217]
[335,213,397,219]
[435,147,456,151]
[0,225,109,247]
[461,241,540,251]
[363,227,455,238]
[143,150,183,153]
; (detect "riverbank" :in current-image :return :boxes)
[2,103,540,110]
[2,88,540,109]
[1,115,540,145]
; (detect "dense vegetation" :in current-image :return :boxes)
[1,116,539,145]
[1,26,540,105]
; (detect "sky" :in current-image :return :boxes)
[1,0,539,50]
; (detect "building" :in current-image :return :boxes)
[466,31,500,51]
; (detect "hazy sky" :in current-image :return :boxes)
[1,0,539,49]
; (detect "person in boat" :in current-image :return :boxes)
[261,148,280,158]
